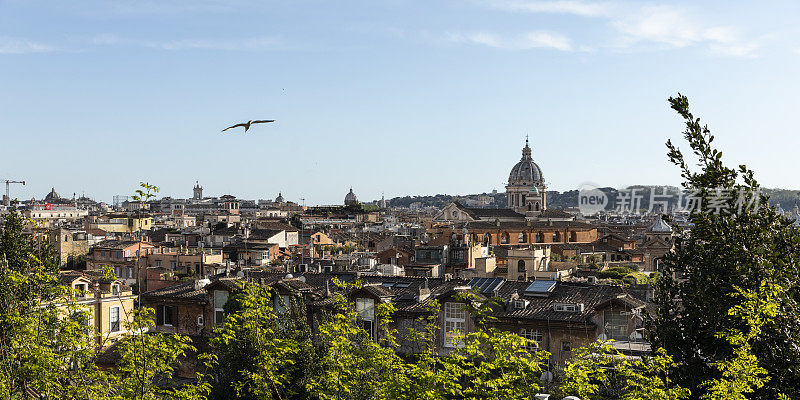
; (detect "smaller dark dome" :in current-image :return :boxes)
[44,188,61,202]
[344,188,358,205]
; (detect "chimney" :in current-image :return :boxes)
[418,278,431,302]
[324,280,331,297]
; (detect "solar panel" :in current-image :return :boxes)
[381,282,395,287]
[395,282,411,288]
[524,280,556,296]
[468,277,505,295]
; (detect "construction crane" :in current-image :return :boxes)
[2,180,25,206]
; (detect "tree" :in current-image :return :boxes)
[206,281,316,400]
[306,280,408,400]
[650,94,800,399]
[111,307,209,400]
[0,204,106,399]
[558,341,689,400]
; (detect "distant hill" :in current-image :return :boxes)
[388,186,800,211]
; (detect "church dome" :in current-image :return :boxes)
[44,188,61,202]
[344,188,358,205]
[508,139,544,185]
[275,192,285,203]
[649,214,673,233]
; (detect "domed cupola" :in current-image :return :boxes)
[505,137,547,215]
[508,138,544,186]
[275,192,285,204]
[44,188,61,202]
[344,188,358,205]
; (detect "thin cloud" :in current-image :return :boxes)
[87,34,284,51]
[148,36,282,51]
[0,36,55,54]
[447,31,573,51]
[481,0,611,17]
[475,0,759,57]
[612,6,736,48]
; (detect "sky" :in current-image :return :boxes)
[1,0,799,206]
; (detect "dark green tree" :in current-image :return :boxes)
[649,94,800,399]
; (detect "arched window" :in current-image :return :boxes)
[471,233,479,244]
[517,260,526,273]
[553,231,561,242]
[500,232,510,244]
[539,258,547,271]
[483,233,491,245]
[569,231,577,242]
[518,232,527,243]
[528,203,532,211]
[536,232,544,243]
[535,202,540,211]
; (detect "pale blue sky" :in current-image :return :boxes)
[2,0,799,205]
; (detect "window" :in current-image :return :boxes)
[356,298,375,338]
[554,303,579,312]
[443,302,466,348]
[517,260,526,273]
[520,329,543,350]
[561,341,572,353]
[155,260,162,268]
[170,261,176,269]
[536,232,544,243]
[110,306,121,332]
[274,294,291,314]
[214,290,229,324]
[74,283,87,297]
[604,310,629,340]
[157,305,176,326]
[500,232,510,244]
[111,285,119,296]
[197,315,204,326]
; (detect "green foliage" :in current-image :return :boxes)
[0,204,207,399]
[113,307,209,400]
[597,265,637,281]
[651,94,800,399]
[559,341,689,400]
[132,182,159,206]
[206,281,314,400]
[700,282,785,400]
[440,328,547,400]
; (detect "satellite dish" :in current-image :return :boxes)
[539,370,553,383]
[298,276,306,282]
[236,271,244,278]
[598,333,607,341]
[285,273,294,279]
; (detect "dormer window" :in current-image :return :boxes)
[111,285,119,296]
[554,303,583,312]
[74,283,87,297]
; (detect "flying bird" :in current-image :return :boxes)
[221,120,275,133]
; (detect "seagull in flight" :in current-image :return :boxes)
[221,120,275,133]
